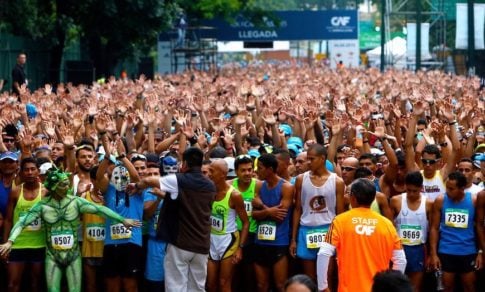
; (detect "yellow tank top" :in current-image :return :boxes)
[81,191,105,258]
[12,183,45,249]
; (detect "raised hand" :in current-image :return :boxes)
[262,109,276,125]
[44,84,53,95]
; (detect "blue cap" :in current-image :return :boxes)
[0,151,18,161]
[26,103,38,119]
[248,149,261,158]
[279,124,292,136]
[163,155,178,166]
[473,153,485,162]
[287,144,301,156]
[287,136,303,149]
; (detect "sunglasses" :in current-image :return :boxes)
[131,153,147,161]
[236,154,252,160]
[342,166,356,172]
[3,138,15,143]
[76,144,95,152]
[421,158,438,165]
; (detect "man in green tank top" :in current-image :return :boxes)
[207,159,249,292]
[229,154,262,291]
[3,158,46,292]
[0,168,141,292]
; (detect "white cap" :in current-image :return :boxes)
[39,162,53,175]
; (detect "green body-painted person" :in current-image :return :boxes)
[0,168,141,292]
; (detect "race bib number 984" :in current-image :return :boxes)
[444,209,469,229]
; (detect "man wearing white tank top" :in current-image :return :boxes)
[390,171,432,292]
[290,144,345,281]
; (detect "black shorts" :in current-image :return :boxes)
[241,233,257,264]
[103,243,142,277]
[253,244,288,267]
[439,253,477,273]
[8,248,45,263]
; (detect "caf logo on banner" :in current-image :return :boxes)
[331,17,351,27]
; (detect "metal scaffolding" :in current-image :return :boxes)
[383,0,447,71]
[170,26,218,74]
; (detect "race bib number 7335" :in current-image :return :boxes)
[444,208,469,229]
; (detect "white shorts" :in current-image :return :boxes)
[209,231,239,261]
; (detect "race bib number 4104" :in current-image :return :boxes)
[86,224,106,241]
[444,208,469,229]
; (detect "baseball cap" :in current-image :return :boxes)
[287,144,301,157]
[0,151,18,161]
[475,144,485,153]
[248,149,261,158]
[287,136,303,149]
[26,103,38,119]
[39,162,53,175]
[279,124,292,136]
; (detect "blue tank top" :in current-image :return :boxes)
[255,179,290,246]
[104,184,144,246]
[374,177,381,193]
[0,182,12,216]
[438,192,476,255]
[143,188,164,238]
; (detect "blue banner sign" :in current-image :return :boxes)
[199,10,358,41]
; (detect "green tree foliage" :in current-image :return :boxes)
[0,0,266,81]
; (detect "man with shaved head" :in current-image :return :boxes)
[341,157,359,186]
[206,159,249,292]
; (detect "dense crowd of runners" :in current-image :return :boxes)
[0,63,484,292]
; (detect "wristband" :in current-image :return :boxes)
[99,131,107,136]
[448,121,457,126]
[117,154,126,160]
[439,142,448,147]
[363,140,369,144]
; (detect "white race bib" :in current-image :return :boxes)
[444,208,469,229]
[110,223,132,240]
[51,231,74,250]
[257,221,276,241]
[210,215,224,232]
[244,200,253,216]
[305,227,328,249]
[86,224,106,241]
[21,212,42,231]
[399,225,423,245]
